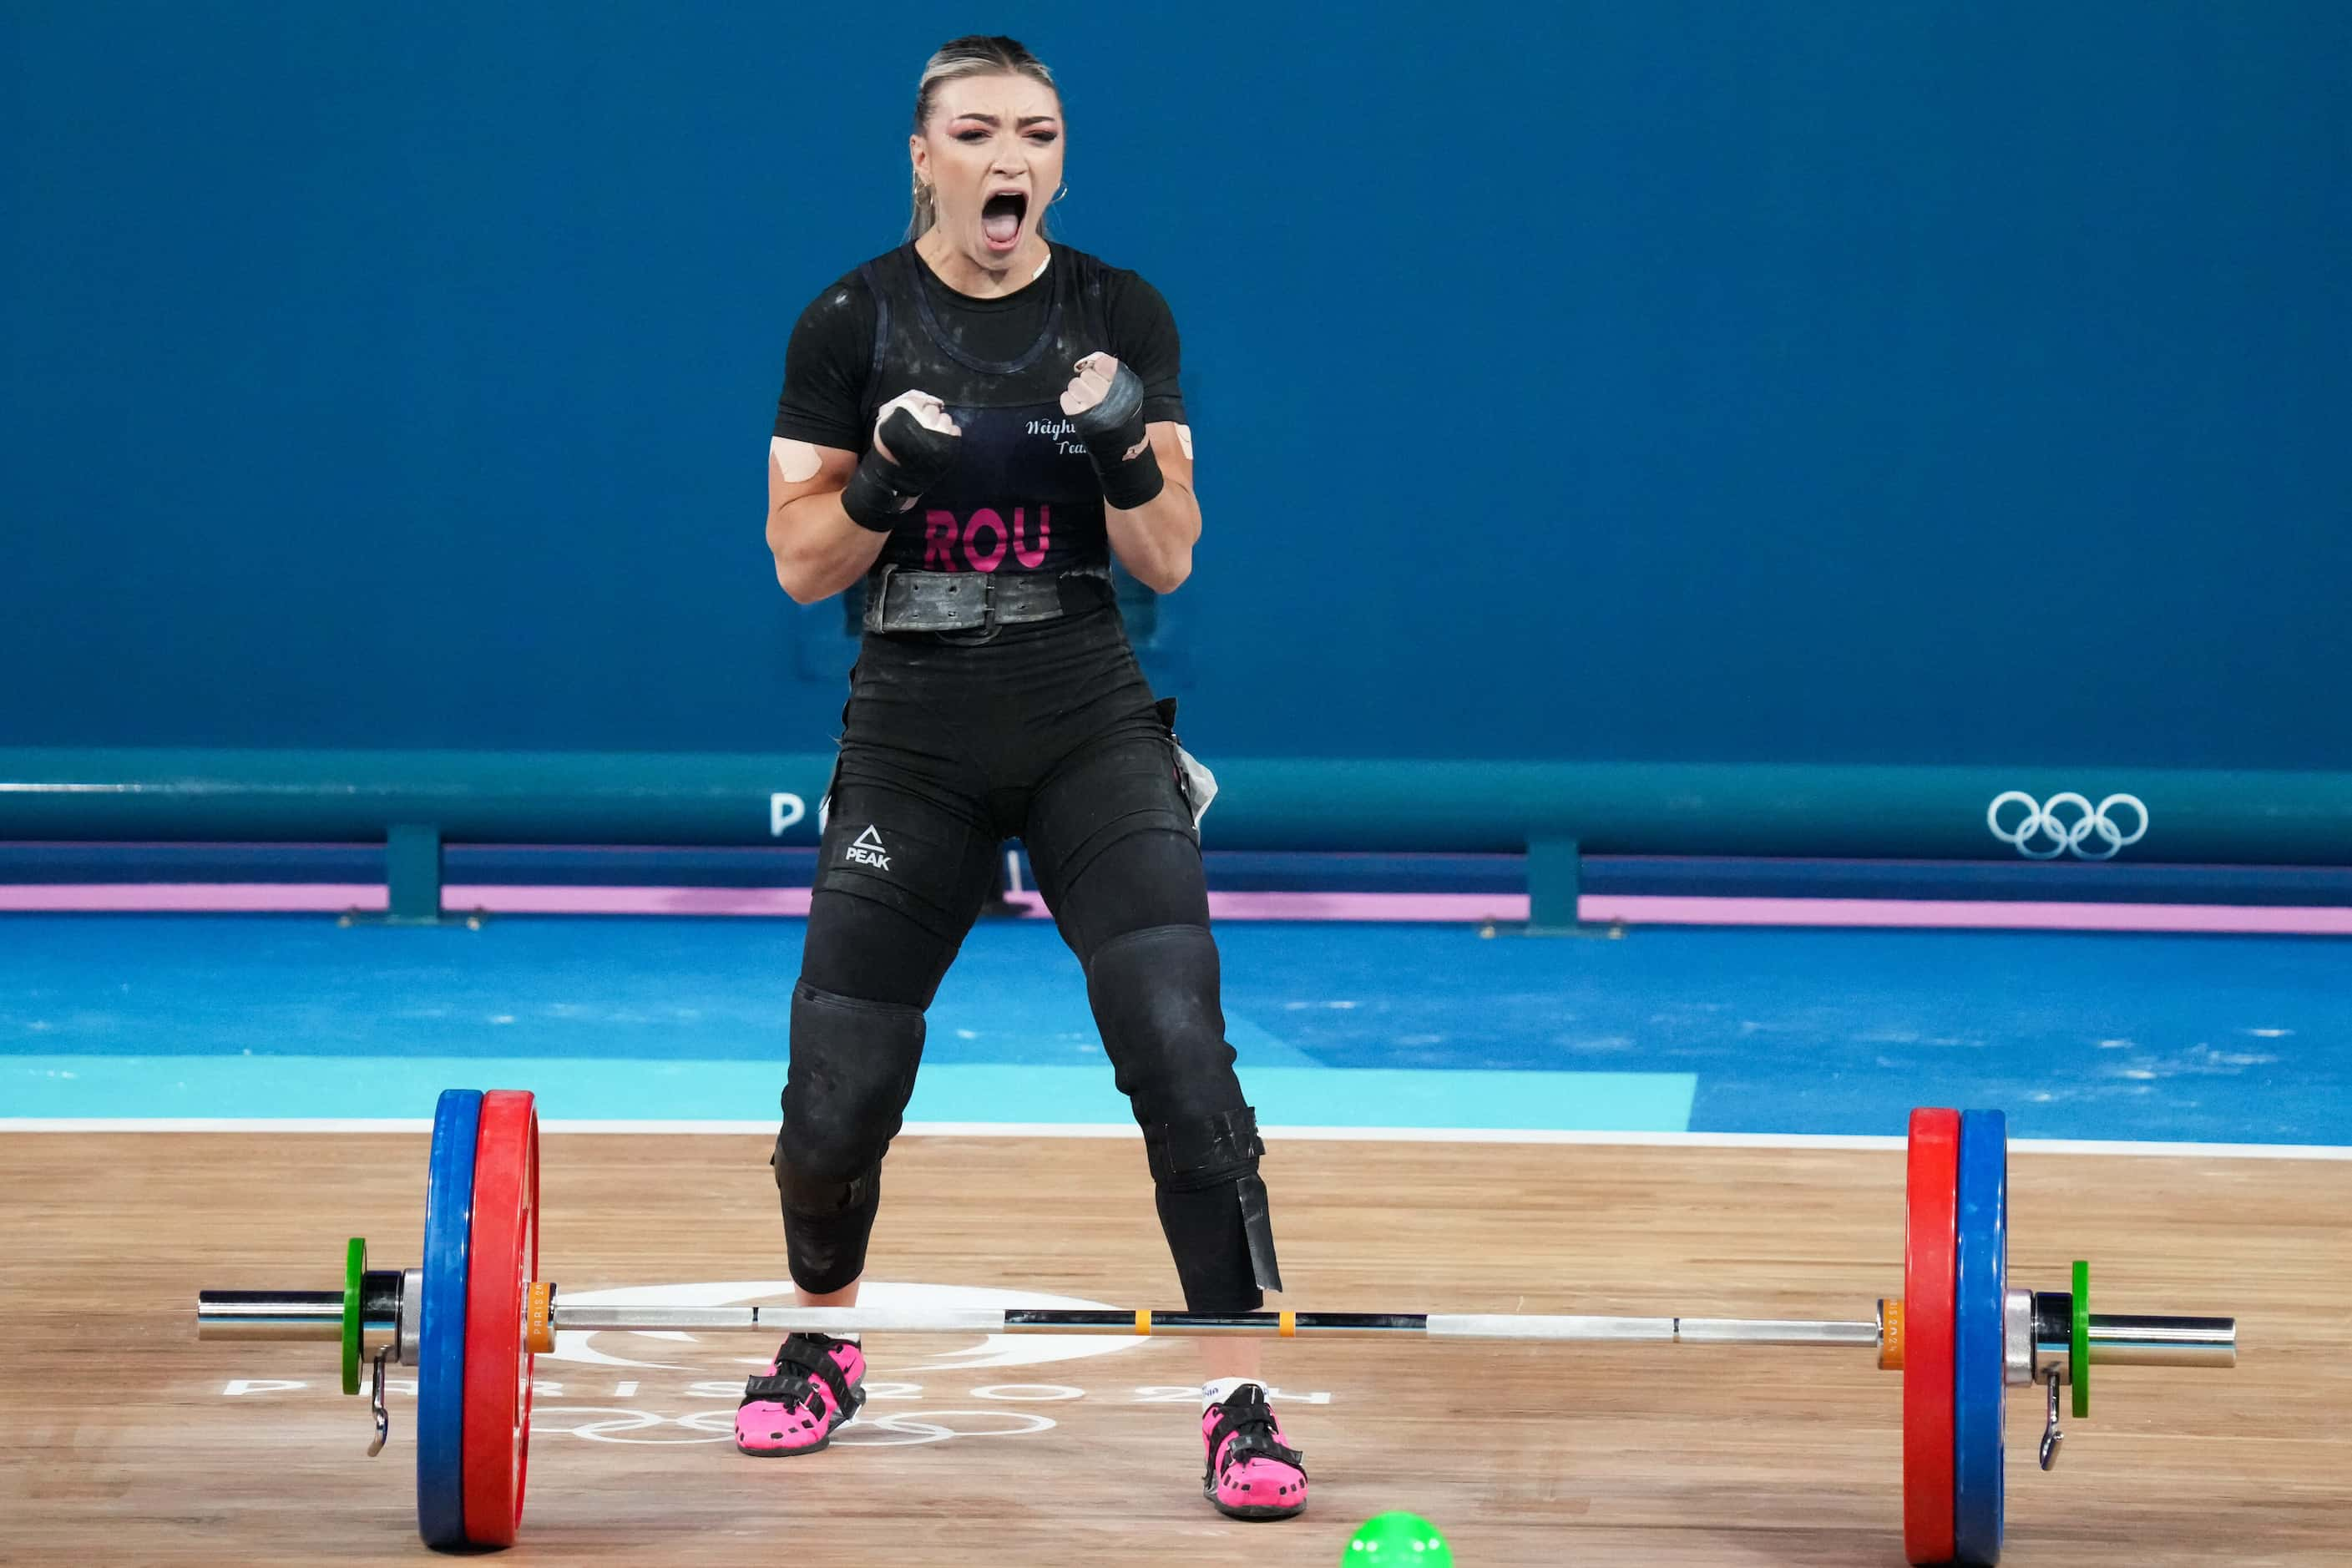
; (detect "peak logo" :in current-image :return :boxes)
[844,826,891,873]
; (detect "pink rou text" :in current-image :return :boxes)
[924,506,1050,572]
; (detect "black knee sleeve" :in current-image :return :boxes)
[772,981,926,1295]
[1085,923,1237,1106]
[1150,1105,1282,1309]
[1085,924,1280,1311]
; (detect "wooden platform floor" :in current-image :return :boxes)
[3,1131,2344,1565]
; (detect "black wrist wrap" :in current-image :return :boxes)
[841,405,960,532]
[1074,363,1165,511]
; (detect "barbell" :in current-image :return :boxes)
[195,1090,2235,1564]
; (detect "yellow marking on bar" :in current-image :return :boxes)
[1136,1309,1151,1336]
[1878,1298,1904,1372]
[1279,1311,1297,1338]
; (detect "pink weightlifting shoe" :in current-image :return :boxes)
[1201,1383,1308,1520]
[735,1333,866,1457]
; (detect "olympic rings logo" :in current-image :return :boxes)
[529,1404,1059,1448]
[1986,792,2149,861]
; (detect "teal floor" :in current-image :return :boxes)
[3,914,2344,1143]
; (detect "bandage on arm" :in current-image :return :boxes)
[766,438,882,604]
[1101,422,1199,593]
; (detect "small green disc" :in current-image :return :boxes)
[342,1237,367,1397]
[1344,1511,1454,1565]
[2070,1258,2090,1420]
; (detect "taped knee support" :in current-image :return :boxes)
[772,982,927,1296]
[1085,924,1280,1310]
[1148,1105,1283,1308]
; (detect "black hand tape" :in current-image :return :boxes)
[1073,362,1162,511]
[840,404,962,532]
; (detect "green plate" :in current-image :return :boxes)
[2071,1259,2090,1419]
[342,1237,367,1397]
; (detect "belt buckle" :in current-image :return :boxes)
[974,571,997,630]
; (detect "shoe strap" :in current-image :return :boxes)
[1206,1386,1308,1479]
[740,1334,856,1415]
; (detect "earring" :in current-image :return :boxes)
[1052,182,1069,205]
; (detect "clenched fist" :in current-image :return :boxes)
[841,389,963,532]
[1060,353,1162,510]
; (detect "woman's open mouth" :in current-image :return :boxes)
[981,190,1028,252]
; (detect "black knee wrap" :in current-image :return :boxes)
[1085,924,1280,1310]
[772,981,926,1295]
[1148,1105,1283,1302]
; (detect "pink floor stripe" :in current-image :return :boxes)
[0,884,1526,921]
[1210,890,1524,922]
[453,888,1516,921]
[995,890,1525,923]
[1581,894,2352,936]
[444,884,815,917]
[1,883,2347,935]
[0,883,390,913]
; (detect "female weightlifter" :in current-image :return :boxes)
[739,36,1308,1521]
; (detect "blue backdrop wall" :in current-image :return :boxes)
[4,1,2347,767]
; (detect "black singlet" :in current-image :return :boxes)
[771,244,1185,579]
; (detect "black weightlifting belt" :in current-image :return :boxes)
[863,564,1111,635]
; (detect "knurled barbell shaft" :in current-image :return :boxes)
[545,1307,1884,1345]
[192,1287,2233,1365]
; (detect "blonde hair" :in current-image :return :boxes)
[908,35,1061,242]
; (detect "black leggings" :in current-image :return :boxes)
[805,604,1209,983]
[775,609,1272,1310]
[803,785,1211,1004]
